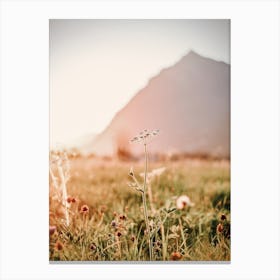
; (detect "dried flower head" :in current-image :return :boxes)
[156,240,162,247]
[90,243,97,251]
[67,196,76,204]
[130,129,159,145]
[111,220,117,227]
[170,252,182,261]
[54,241,64,251]
[119,214,126,220]
[49,225,56,236]
[221,214,227,221]
[217,223,224,233]
[176,195,194,209]
[80,204,89,214]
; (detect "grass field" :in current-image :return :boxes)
[49,153,230,261]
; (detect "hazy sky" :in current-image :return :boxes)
[50,19,230,147]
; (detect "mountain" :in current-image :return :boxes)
[86,51,230,158]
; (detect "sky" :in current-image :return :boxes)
[50,19,230,147]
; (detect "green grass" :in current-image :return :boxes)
[49,157,230,261]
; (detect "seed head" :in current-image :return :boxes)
[111,220,117,227]
[80,204,89,214]
[119,214,126,220]
[156,240,162,247]
[54,241,64,251]
[67,196,76,204]
[130,129,160,144]
[221,214,227,221]
[217,223,224,233]
[170,252,182,261]
[89,243,97,251]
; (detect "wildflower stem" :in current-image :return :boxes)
[57,165,70,227]
[147,181,155,214]
[143,143,152,261]
[49,166,59,189]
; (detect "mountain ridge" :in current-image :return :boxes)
[101,50,229,133]
[84,50,230,158]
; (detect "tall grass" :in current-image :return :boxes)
[49,142,230,261]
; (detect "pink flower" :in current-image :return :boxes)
[80,204,89,214]
[49,225,56,236]
[176,195,194,209]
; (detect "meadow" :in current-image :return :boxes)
[49,151,230,262]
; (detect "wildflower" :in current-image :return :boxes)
[116,231,122,237]
[67,197,76,204]
[119,214,126,220]
[217,223,224,233]
[221,214,227,221]
[130,129,159,144]
[170,252,182,260]
[111,220,117,227]
[80,204,89,214]
[131,235,136,242]
[176,195,194,209]
[49,225,56,236]
[89,243,97,251]
[156,240,162,247]
[54,241,64,251]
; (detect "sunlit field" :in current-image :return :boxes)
[49,149,230,262]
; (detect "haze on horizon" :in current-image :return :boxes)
[50,19,230,148]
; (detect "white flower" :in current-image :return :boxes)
[176,195,194,209]
[130,129,159,144]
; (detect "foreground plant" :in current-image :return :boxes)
[139,167,166,213]
[50,150,71,226]
[128,129,159,260]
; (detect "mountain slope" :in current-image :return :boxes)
[88,51,230,158]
